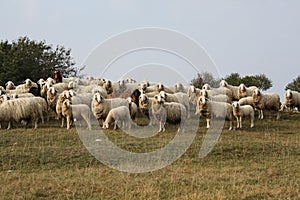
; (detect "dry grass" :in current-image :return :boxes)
[0,112,300,199]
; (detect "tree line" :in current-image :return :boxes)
[0,37,299,92]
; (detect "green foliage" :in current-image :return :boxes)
[285,75,300,92]
[224,73,272,91]
[0,36,78,85]
[190,72,220,88]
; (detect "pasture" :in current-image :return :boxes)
[0,112,300,199]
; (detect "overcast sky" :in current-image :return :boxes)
[1,0,300,97]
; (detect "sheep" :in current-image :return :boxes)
[200,85,233,102]
[127,97,138,120]
[0,86,6,95]
[196,96,233,130]
[159,91,190,117]
[9,93,35,99]
[238,96,254,106]
[5,88,30,94]
[102,106,133,129]
[0,98,41,129]
[91,92,128,121]
[156,83,174,94]
[238,83,258,99]
[61,99,92,130]
[151,94,187,133]
[280,89,300,112]
[219,80,239,100]
[56,90,72,127]
[232,101,254,128]
[68,90,94,106]
[52,82,70,94]
[15,78,38,90]
[187,85,202,110]
[53,70,62,83]
[5,81,16,90]
[252,88,281,119]
[199,89,230,103]
[174,82,187,93]
[138,93,154,119]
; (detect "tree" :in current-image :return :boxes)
[0,36,78,85]
[190,72,220,88]
[285,76,300,92]
[223,73,272,91]
[224,73,242,86]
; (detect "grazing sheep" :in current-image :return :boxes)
[196,96,233,130]
[252,88,280,119]
[219,80,239,100]
[238,83,258,99]
[91,92,128,121]
[151,94,187,133]
[280,89,300,111]
[127,97,138,120]
[102,106,133,129]
[232,101,254,128]
[5,81,16,90]
[61,99,92,130]
[0,98,41,129]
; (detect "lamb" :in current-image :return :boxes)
[187,85,202,110]
[0,98,41,129]
[252,88,280,119]
[127,97,138,120]
[5,81,16,90]
[159,91,190,116]
[102,106,133,129]
[151,94,187,133]
[195,96,233,130]
[232,101,254,128]
[61,99,92,130]
[238,83,258,99]
[219,80,239,100]
[91,92,128,121]
[138,93,154,119]
[280,89,300,111]
[46,87,59,117]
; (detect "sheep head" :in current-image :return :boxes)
[202,84,211,90]
[220,80,228,87]
[232,101,240,111]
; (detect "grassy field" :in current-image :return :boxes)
[0,112,300,199]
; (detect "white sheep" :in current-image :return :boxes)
[252,88,280,119]
[238,96,254,106]
[56,90,72,127]
[91,92,128,121]
[5,81,16,90]
[159,91,190,117]
[15,78,38,90]
[196,96,233,130]
[219,80,239,100]
[127,97,138,120]
[187,85,202,110]
[199,89,230,103]
[0,98,41,129]
[68,90,94,106]
[280,89,300,112]
[174,82,187,93]
[138,93,155,122]
[102,106,133,129]
[156,83,174,94]
[232,101,254,128]
[61,99,92,130]
[238,83,258,99]
[151,94,187,133]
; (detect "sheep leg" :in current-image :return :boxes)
[61,117,65,128]
[34,118,38,129]
[82,114,91,130]
[206,118,210,129]
[236,117,240,128]
[7,122,12,130]
[228,120,233,131]
[239,116,242,129]
[250,118,254,128]
[66,116,71,130]
[113,121,118,130]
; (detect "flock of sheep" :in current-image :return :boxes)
[0,74,299,132]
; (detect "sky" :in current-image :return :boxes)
[1,0,300,97]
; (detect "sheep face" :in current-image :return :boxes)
[202,84,211,90]
[156,83,164,92]
[48,87,57,96]
[252,88,261,105]
[220,80,228,87]
[93,92,104,104]
[154,94,164,104]
[25,79,33,87]
[200,89,208,98]
[5,81,15,90]
[239,83,246,92]
[139,94,149,108]
[232,101,240,110]
[198,96,207,109]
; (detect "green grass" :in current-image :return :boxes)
[0,112,300,199]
